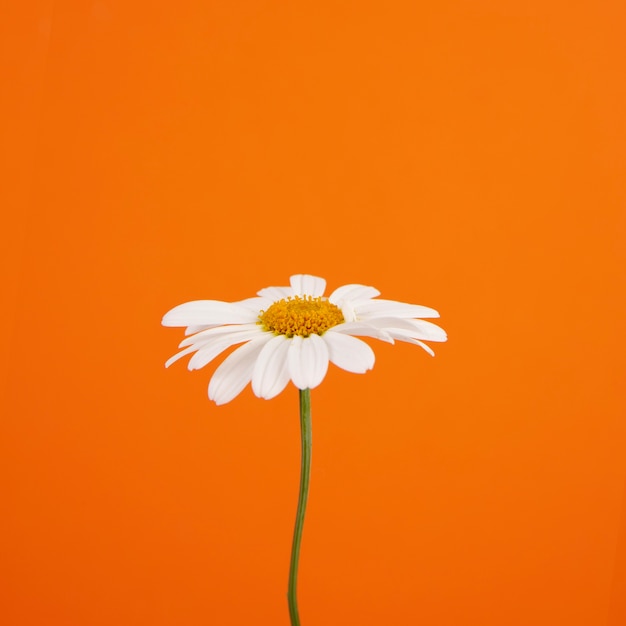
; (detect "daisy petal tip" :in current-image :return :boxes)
[289,274,327,297]
[208,386,225,406]
[164,357,178,369]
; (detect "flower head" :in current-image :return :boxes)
[162,274,446,405]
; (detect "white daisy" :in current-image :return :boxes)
[162,274,446,405]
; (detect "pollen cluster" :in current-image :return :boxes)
[259,296,345,338]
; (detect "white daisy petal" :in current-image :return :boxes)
[328,284,381,304]
[355,299,440,319]
[235,296,272,313]
[323,331,375,374]
[288,334,329,390]
[162,300,257,327]
[188,328,264,371]
[165,345,200,368]
[290,274,327,297]
[338,301,357,323]
[256,286,294,300]
[387,330,436,356]
[179,323,260,348]
[208,336,273,405]
[184,324,216,336]
[251,335,292,400]
[361,317,447,342]
[401,319,448,342]
[328,321,394,343]
[413,339,435,356]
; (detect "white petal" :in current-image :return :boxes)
[288,334,329,390]
[328,283,380,304]
[355,299,440,319]
[413,339,435,356]
[387,330,436,356]
[173,327,260,366]
[208,336,272,405]
[400,319,447,342]
[187,328,264,371]
[361,317,447,342]
[338,301,357,323]
[323,332,375,374]
[290,274,327,297]
[234,296,272,312]
[179,323,260,348]
[256,286,294,300]
[184,324,216,336]
[251,335,292,400]
[165,345,199,368]
[328,321,394,343]
[162,300,257,327]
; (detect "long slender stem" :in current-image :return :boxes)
[288,388,312,626]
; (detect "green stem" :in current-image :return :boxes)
[288,388,312,626]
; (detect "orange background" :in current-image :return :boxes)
[2,1,626,625]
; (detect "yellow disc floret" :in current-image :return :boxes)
[259,295,345,337]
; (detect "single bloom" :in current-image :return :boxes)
[162,274,447,405]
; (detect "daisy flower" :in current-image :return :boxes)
[162,274,446,404]
[163,273,447,625]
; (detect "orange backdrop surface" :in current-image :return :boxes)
[2,1,626,625]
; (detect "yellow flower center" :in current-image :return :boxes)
[258,295,345,338]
